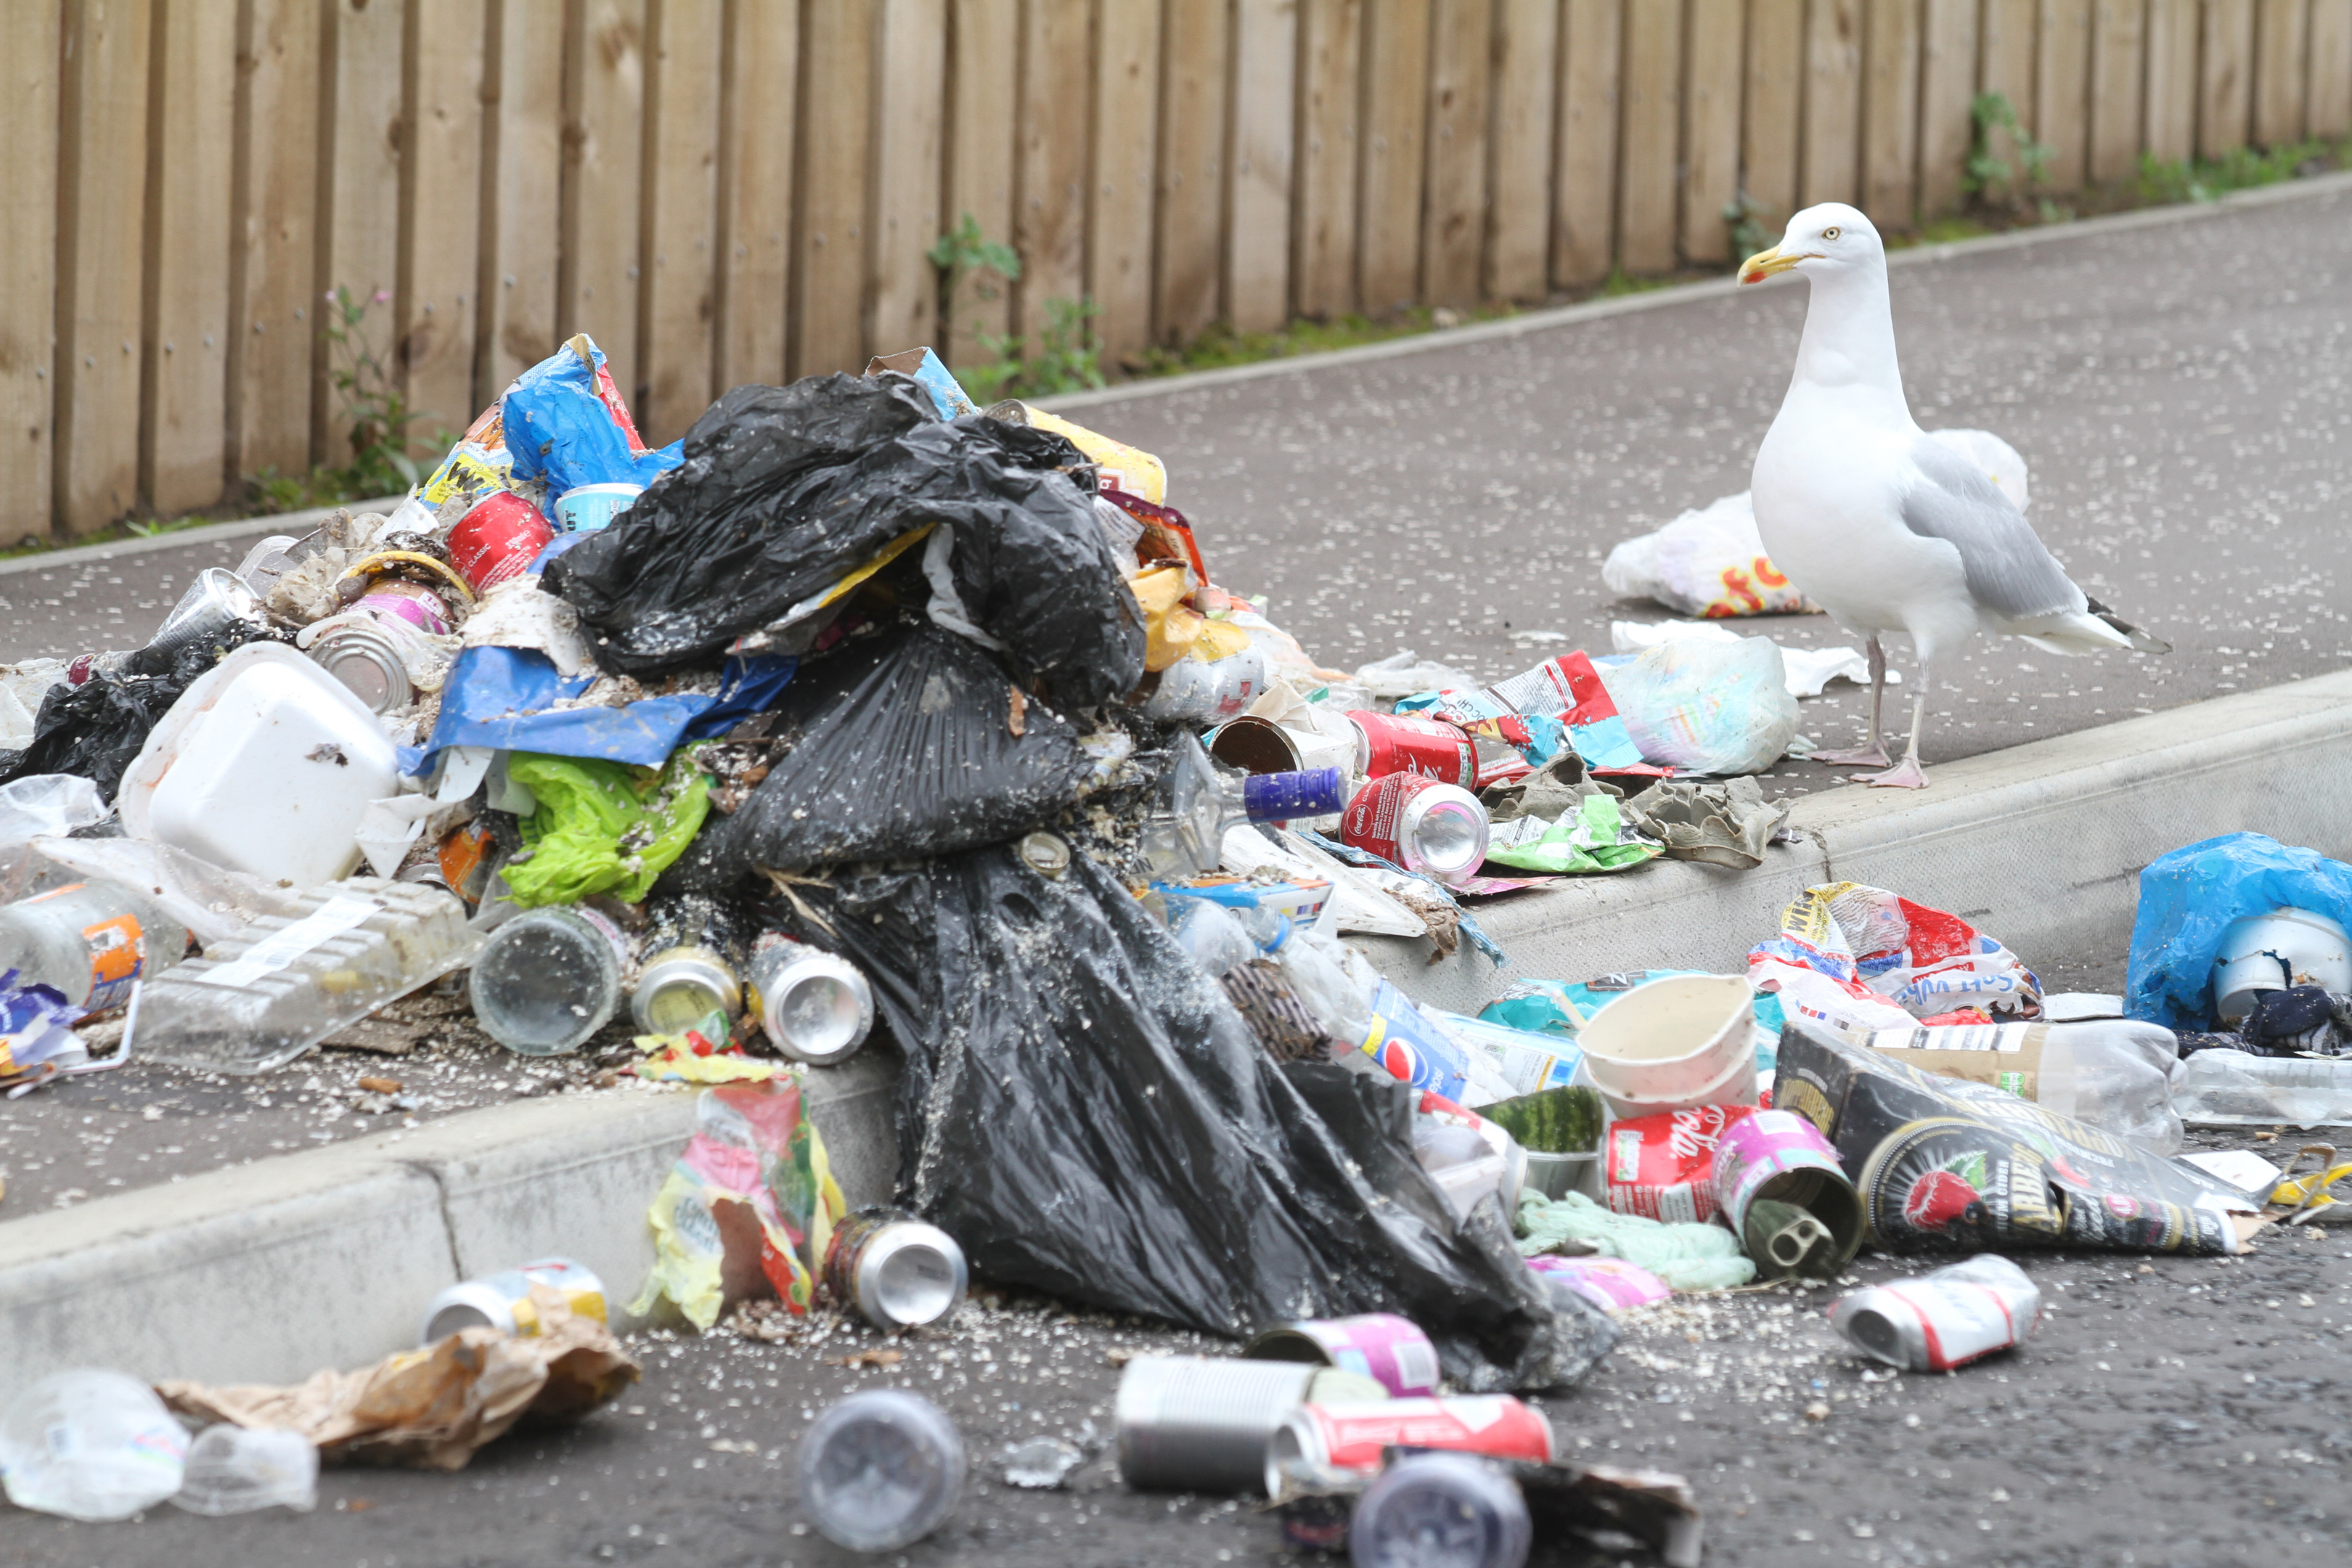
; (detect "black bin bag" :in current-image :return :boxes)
[772,844,1618,1394]
[544,374,1146,706]
[657,621,1093,890]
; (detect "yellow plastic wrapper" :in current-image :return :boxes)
[1130,563,1253,672]
[417,440,513,510]
[630,1079,844,1330]
[1022,407,1167,504]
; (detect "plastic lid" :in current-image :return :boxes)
[796,1392,965,1552]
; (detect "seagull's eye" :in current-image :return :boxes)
[1822,226,1842,240]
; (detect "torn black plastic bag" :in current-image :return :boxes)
[770,844,1617,1393]
[0,629,277,802]
[658,621,1093,889]
[543,374,1146,706]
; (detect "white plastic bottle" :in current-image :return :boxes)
[0,880,190,1010]
[469,906,633,1055]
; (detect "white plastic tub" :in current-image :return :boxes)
[1576,973,1757,1118]
[120,643,401,889]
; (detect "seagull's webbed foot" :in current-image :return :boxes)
[1814,744,1894,767]
[1860,756,1930,789]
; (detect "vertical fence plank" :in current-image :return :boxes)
[400,0,487,448]
[146,0,237,514]
[563,0,645,391]
[714,0,799,388]
[870,0,947,359]
[636,0,723,441]
[1295,0,1363,317]
[1155,0,1229,341]
[793,0,875,375]
[944,0,1013,364]
[1859,0,1917,226]
[1979,0,2035,128]
[1421,0,1491,303]
[2088,0,2146,181]
[1915,0,1979,216]
[2033,0,2091,192]
[1800,0,1861,207]
[2143,0,2199,158]
[1553,0,1620,285]
[56,0,153,536]
[1357,0,1430,312]
[1742,0,1805,232]
[1617,0,1681,271]
[2314,0,2352,138]
[1,4,60,544]
[1681,0,1742,265]
[481,0,566,401]
[1016,0,1089,344]
[1485,0,1559,298]
[1090,0,1161,364]
[326,0,407,465]
[1229,0,1299,331]
[2200,0,2255,158]
[2252,0,2308,145]
[227,0,322,487]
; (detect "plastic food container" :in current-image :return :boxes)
[1575,973,1757,1118]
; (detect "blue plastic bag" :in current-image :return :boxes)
[502,334,683,507]
[405,645,794,773]
[2126,832,2352,1028]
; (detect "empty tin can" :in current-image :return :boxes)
[1829,1254,2042,1372]
[1242,1313,1440,1399]
[823,1209,968,1331]
[417,1257,607,1345]
[631,945,742,1034]
[747,932,875,1065]
[306,618,414,713]
[1347,711,1477,785]
[1115,1356,1388,1495]
[1710,1108,1864,1280]
[1340,772,1490,884]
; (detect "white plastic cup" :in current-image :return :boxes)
[1574,973,1756,1118]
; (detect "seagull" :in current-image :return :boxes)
[1738,202,2167,788]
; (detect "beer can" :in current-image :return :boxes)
[1829,1254,2042,1372]
[305,618,415,714]
[1143,647,1267,726]
[823,1208,968,1331]
[449,490,555,595]
[1264,1397,1553,1497]
[1710,1108,1864,1280]
[1341,772,1490,884]
[1242,1313,1440,1399]
[417,1256,606,1345]
[746,931,875,1065]
[1347,711,1477,786]
[1115,1356,1387,1494]
[631,945,742,1035]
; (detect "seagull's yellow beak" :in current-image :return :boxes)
[1739,246,1808,285]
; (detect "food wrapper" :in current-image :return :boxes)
[1481,652,1658,775]
[157,1294,637,1471]
[1128,563,1252,671]
[1749,882,2041,1042]
[630,1079,846,1330]
[1022,412,1167,503]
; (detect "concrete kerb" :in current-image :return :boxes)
[0,497,404,581]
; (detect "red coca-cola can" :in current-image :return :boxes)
[1346,711,1476,785]
[1340,772,1490,884]
[1266,1397,1553,1493]
[449,491,554,595]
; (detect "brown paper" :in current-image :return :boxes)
[158,1290,638,1471]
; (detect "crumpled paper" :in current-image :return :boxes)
[157,1293,637,1471]
[1619,777,1792,870]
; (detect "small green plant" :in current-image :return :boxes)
[324,285,436,494]
[1963,93,2054,205]
[2134,137,2346,206]
[1722,189,1773,259]
[957,297,1107,404]
[927,213,1022,346]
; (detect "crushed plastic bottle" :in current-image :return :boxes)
[469,905,632,1055]
[1348,1453,1532,1568]
[0,878,192,1012]
[1000,1436,1083,1490]
[171,1424,317,1516]
[136,878,481,1074]
[796,1390,965,1552]
[2171,1048,2352,1129]
[0,1368,189,1522]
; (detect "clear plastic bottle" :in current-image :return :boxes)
[796,1390,965,1552]
[1348,1453,1532,1568]
[0,1368,189,1522]
[171,1425,317,1516]
[0,879,192,1011]
[470,906,633,1055]
[1164,896,1260,977]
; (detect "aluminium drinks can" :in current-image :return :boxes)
[449,490,555,595]
[1241,1313,1440,1399]
[1340,772,1490,884]
[417,1256,607,1345]
[1828,1254,2042,1372]
[1346,711,1477,786]
[746,932,875,1065]
[823,1208,969,1331]
[1263,1397,1553,1497]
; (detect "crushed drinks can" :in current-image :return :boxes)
[1347,711,1477,785]
[1143,646,1266,725]
[1341,772,1490,884]
[449,490,555,595]
[1114,1355,1387,1494]
[1242,1313,1441,1399]
[746,931,875,1065]
[1264,1397,1553,1496]
[1710,1108,1865,1279]
[417,1256,606,1345]
[1829,1254,2042,1372]
[823,1208,968,1330]
[1525,1254,1671,1311]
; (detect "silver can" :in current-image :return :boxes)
[1114,1356,1387,1494]
[823,1209,968,1331]
[306,618,415,714]
[747,933,875,1065]
[1829,1254,2042,1372]
[631,944,743,1034]
[417,1256,607,1345]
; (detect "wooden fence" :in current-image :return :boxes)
[5,0,2350,543]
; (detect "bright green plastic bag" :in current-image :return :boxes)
[502,747,713,906]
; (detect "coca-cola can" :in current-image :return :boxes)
[1264,1397,1553,1496]
[1347,711,1477,785]
[1829,1254,2042,1372]
[1340,772,1490,884]
[449,490,554,595]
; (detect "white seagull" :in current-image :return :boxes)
[1739,203,2166,788]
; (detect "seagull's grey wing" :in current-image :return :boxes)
[1898,436,2084,620]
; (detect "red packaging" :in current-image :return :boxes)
[1286,1397,1553,1477]
[449,490,555,595]
[1604,1104,1759,1222]
[1347,711,1476,785]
